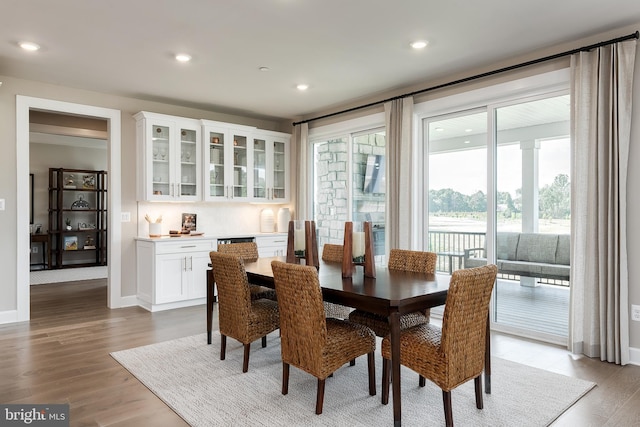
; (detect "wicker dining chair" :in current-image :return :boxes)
[348,249,437,337]
[320,244,354,319]
[209,251,280,373]
[217,242,277,301]
[271,260,376,415]
[381,264,498,427]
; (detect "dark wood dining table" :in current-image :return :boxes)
[206,256,491,426]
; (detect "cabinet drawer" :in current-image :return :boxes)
[255,234,287,247]
[155,240,215,254]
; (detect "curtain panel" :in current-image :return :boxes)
[569,39,636,364]
[384,97,414,250]
[294,123,309,221]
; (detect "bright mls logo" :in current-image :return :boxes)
[1,404,69,426]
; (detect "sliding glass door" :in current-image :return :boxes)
[425,92,571,342]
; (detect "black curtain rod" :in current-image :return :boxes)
[292,31,639,127]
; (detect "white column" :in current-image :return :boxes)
[520,140,540,287]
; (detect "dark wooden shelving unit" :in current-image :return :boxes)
[48,168,108,269]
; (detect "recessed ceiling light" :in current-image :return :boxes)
[410,40,428,50]
[20,41,40,51]
[175,53,192,63]
[435,127,444,132]
[464,140,471,144]
[259,66,270,72]
[465,128,473,132]
[296,84,309,91]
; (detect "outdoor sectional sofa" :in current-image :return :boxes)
[464,232,570,281]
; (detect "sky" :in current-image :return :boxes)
[429,138,570,196]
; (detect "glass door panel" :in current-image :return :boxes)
[494,94,570,338]
[179,128,197,197]
[208,131,225,198]
[426,110,488,276]
[152,124,171,197]
[253,138,267,198]
[272,140,286,200]
[232,134,248,198]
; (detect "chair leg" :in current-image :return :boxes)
[350,359,356,366]
[442,390,453,427]
[316,378,326,415]
[220,335,227,360]
[419,375,426,387]
[381,358,390,405]
[367,351,376,396]
[242,343,251,373]
[262,335,267,348]
[474,375,484,409]
[282,362,290,395]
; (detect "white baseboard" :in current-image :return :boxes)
[119,295,139,308]
[0,310,19,325]
[629,347,640,366]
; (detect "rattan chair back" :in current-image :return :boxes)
[440,264,497,384]
[217,242,259,261]
[388,248,437,274]
[321,244,344,263]
[209,252,254,339]
[271,261,327,374]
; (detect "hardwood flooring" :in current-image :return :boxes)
[1,279,639,426]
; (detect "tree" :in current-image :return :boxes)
[539,174,570,219]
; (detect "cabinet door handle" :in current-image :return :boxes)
[180,245,197,249]
[189,256,193,271]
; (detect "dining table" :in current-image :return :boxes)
[206,256,491,426]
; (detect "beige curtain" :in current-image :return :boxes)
[294,123,309,220]
[385,97,413,250]
[569,39,636,364]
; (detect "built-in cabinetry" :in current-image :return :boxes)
[202,121,254,202]
[48,168,108,269]
[252,132,290,202]
[135,111,201,201]
[135,112,290,203]
[136,237,216,311]
[255,233,288,257]
[136,234,287,311]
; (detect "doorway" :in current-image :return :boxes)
[16,96,122,321]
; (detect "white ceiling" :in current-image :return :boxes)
[2,0,639,122]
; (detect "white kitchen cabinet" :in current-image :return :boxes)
[252,131,290,203]
[135,111,201,201]
[136,237,215,311]
[255,233,288,257]
[202,120,254,202]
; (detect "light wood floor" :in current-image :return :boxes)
[1,280,639,426]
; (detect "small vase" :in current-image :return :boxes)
[277,208,291,233]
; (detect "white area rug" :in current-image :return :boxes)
[111,333,595,427]
[30,266,107,285]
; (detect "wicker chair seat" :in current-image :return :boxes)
[349,310,429,337]
[271,260,376,415]
[324,302,354,319]
[380,264,498,427]
[321,244,354,319]
[250,285,277,301]
[211,251,280,373]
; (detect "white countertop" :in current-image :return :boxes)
[135,232,286,242]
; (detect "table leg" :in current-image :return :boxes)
[389,310,402,426]
[485,313,491,393]
[207,269,214,345]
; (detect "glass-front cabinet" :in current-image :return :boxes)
[135,111,201,201]
[202,121,253,202]
[252,131,290,202]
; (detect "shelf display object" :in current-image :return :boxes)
[135,112,201,201]
[48,168,107,268]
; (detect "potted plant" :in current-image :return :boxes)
[65,218,72,231]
